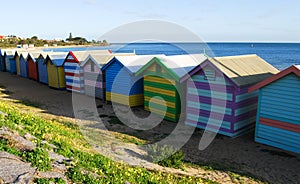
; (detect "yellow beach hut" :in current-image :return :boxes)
[45,53,68,89]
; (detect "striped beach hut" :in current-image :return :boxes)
[20,52,29,78]
[63,50,112,93]
[37,53,49,84]
[102,55,161,107]
[46,53,68,89]
[136,54,207,122]
[249,65,300,153]
[28,53,43,81]
[81,54,115,99]
[180,54,279,137]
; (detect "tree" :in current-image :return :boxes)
[67,32,73,41]
[31,36,38,40]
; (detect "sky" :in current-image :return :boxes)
[1,0,300,42]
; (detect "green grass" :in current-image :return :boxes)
[0,102,215,183]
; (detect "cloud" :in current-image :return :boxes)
[84,0,97,5]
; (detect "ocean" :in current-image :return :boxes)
[44,43,300,70]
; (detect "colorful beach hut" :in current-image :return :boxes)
[135,54,207,122]
[249,65,300,153]
[102,55,161,107]
[4,50,16,74]
[28,52,43,81]
[180,54,279,137]
[46,53,68,89]
[80,54,114,99]
[19,52,29,78]
[37,53,49,84]
[63,50,112,93]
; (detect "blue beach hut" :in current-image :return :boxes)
[20,52,29,78]
[249,65,300,154]
[102,55,161,107]
[37,53,49,84]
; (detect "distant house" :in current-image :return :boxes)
[181,54,279,137]
[63,50,112,93]
[249,65,300,154]
[20,53,29,78]
[136,54,207,122]
[28,53,42,81]
[102,55,160,107]
[46,53,68,89]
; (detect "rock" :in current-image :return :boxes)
[24,132,36,141]
[0,126,36,151]
[36,171,68,183]
[0,151,36,184]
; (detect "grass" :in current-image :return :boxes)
[16,99,43,108]
[0,102,216,183]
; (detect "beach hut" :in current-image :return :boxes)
[28,52,43,81]
[0,50,6,72]
[102,55,161,107]
[249,65,300,153]
[135,54,207,122]
[63,50,112,93]
[15,51,23,75]
[46,53,68,89]
[37,53,49,84]
[4,50,16,74]
[180,54,279,137]
[20,52,29,78]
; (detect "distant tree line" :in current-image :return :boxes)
[0,33,110,49]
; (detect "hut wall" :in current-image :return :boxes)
[105,59,144,107]
[20,56,28,78]
[255,73,300,153]
[5,56,11,72]
[37,57,48,84]
[64,55,84,93]
[15,55,21,75]
[47,62,66,89]
[28,57,39,80]
[185,65,257,137]
[0,54,5,72]
[141,62,187,122]
[83,60,104,99]
[9,57,17,74]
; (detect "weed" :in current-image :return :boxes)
[147,144,185,169]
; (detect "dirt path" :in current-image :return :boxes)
[0,72,299,184]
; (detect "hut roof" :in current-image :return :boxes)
[102,55,165,74]
[80,53,135,68]
[47,52,68,66]
[249,65,300,92]
[136,54,207,81]
[208,54,279,87]
[69,50,112,63]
